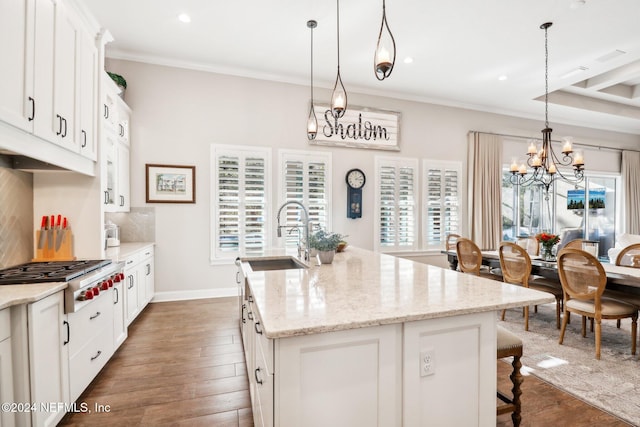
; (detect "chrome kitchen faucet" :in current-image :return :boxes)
[276,201,310,261]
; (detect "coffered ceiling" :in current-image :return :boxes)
[81,0,640,135]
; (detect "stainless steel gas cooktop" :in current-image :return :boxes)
[0,259,111,285]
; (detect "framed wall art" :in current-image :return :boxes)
[145,164,196,203]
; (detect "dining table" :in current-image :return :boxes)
[443,250,640,297]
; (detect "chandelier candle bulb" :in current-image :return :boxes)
[518,164,527,175]
[548,163,557,174]
[532,156,542,167]
[573,152,584,166]
[510,160,518,172]
[562,138,573,154]
[528,142,537,154]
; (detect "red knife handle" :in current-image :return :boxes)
[50,215,55,228]
[41,216,47,228]
[56,214,62,227]
[63,217,68,228]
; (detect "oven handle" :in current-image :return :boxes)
[90,311,101,320]
[113,287,119,304]
[63,320,69,345]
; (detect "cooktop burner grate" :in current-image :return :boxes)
[0,259,112,285]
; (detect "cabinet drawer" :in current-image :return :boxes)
[0,309,9,341]
[254,341,274,427]
[124,253,142,269]
[140,246,154,260]
[69,326,113,401]
[67,292,114,357]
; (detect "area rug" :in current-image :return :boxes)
[499,303,640,426]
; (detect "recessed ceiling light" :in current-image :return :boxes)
[403,57,413,64]
[498,75,508,81]
[178,13,191,23]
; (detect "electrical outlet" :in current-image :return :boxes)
[420,349,436,377]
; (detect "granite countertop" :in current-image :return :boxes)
[243,247,555,339]
[106,242,155,261]
[0,282,67,310]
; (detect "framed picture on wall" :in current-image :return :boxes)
[145,164,196,203]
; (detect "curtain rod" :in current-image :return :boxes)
[469,130,640,153]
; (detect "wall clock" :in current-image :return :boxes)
[346,168,366,219]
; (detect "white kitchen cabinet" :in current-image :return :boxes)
[0,0,34,132]
[27,291,70,427]
[101,74,131,212]
[67,292,114,402]
[142,247,155,305]
[123,246,155,325]
[0,309,15,427]
[276,324,402,427]
[113,280,127,350]
[77,32,98,160]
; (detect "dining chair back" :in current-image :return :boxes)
[446,233,461,251]
[557,248,637,359]
[499,242,562,330]
[456,238,501,280]
[515,236,539,256]
[615,243,640,267]
[562,239,583,250]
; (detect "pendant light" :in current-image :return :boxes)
[508,22,585,193]
[374,0,396,80]
[306,20,318,140]
[331,0,347,119]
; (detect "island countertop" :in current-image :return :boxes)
[242,246,555,339]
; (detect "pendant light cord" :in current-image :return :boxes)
[337,0,341,72]
[544,24,549,129]
[310,22,314,102]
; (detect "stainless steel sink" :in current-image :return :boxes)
[246,256,307,271]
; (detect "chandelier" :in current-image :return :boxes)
[509,22,584,192]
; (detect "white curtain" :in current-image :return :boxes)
[467,132,503,250]
[622,150,640,234]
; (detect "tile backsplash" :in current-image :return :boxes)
[0,167,34,268]
[105,207,156,243]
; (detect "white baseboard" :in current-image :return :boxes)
[151,287,238,303]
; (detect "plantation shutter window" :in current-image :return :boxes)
[279,150,332,249]
[423,161,462,248]
[375,157,418,252]
[211,145,271,261]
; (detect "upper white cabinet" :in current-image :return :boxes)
[0,0,99,161]
[0,0,34,132]
[101,74,131,212]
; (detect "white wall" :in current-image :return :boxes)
[105,58,640,297]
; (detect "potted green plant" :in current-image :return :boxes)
[107,71,127,99]
[308,230,345,264]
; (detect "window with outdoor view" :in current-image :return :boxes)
[501,167,618,259]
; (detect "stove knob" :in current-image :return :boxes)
[119,272,125,281]
[93,286,100,296]
[77,291,86,301]
[114,273,123,282]
[107,278,114,288]
[85,289,94,300]
[101,281,109,291]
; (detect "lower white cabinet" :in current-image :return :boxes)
[0,309,14,427]
[124,245,154,326]
[27,291,70,427]
[113,280,127,350]
[67,292,114,402]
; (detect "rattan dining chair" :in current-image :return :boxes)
[562,239,584,250]
[455,238,501,281]
[445,233,461,251]
[499,242,563,330]
[615,243,640,267]
[557,248,638,360]
[516,236,539,256]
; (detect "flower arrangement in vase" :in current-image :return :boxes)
[536,232,560,261]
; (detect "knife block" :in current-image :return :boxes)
[33,229,75,261]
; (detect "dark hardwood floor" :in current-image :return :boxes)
[59,297,631,426]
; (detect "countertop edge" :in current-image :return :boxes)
[0,282,68,310]
[106,242,155,261]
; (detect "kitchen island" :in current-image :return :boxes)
[239,247,554,427]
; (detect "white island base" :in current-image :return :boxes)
[240,247,553,427]
[276,312,495,427]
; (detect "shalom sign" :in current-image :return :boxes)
[309,104,401,151]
